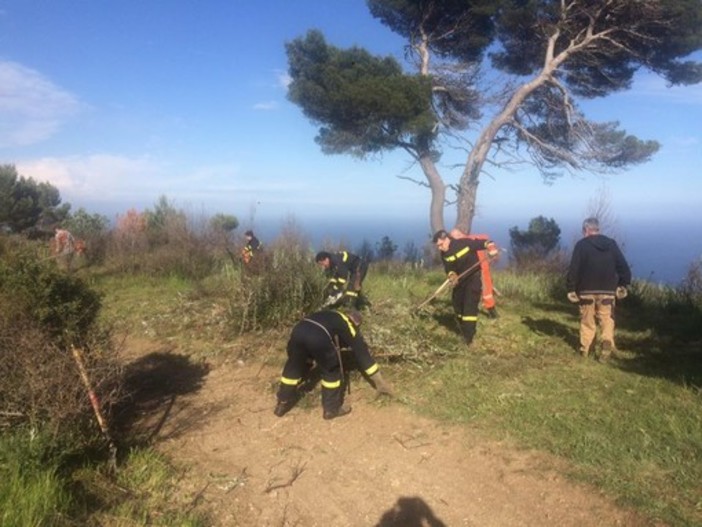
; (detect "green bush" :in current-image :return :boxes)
[508,216,565,272]
[0,248,102,347]
[105,200,218,279]
[0,237,121,440]
[225,236,325,333]
[64,207,110,266]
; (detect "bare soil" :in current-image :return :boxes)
[121,338,655,527]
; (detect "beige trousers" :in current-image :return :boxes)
[578,294,616,356]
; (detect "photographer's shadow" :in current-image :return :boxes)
[376,496,447,527]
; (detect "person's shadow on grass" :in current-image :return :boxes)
[521,316,579,350]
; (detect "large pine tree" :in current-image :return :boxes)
[287,0,702,233]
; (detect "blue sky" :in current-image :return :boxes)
[1,1,701,279]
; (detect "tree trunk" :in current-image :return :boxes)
[455,165,479,233]
[455,125,498,233]
[418,153,446,234]
[455,71,553,232]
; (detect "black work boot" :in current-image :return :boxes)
[273,399,296,417]
[323,404,352,420]
[486,307,499,319]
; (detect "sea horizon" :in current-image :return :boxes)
[249,214,701,286]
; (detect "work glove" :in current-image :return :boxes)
[322,291,344,308]
[447,271,459,287]
[486,242,499,259]
[369,371,393,397]
[615,286,628,299]
[567,291,579,303]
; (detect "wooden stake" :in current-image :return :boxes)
[71,345,118,471]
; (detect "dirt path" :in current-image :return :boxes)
[124,340,651,526]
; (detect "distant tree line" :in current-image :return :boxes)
[3,163,570,274]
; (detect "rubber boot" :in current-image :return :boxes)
[323,404,352,420]
[274,399,295,417]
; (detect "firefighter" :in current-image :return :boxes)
[241,230,262,265]
[315,250,370,309]
[274,309,391,420]
[450,229,499,318]
[433,229,499,346]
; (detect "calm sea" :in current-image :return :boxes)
[254,215,701,286]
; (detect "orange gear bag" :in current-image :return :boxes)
[448,229,496,309]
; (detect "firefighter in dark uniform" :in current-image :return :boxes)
[241,230,262,265]
[315,250,370,309]
[433,229,499,346]
[274,309,390,420]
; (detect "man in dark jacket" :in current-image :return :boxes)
[433,230,499,346]
[315,250,370,309]
[566,217,631,361]
[274,309,390,420]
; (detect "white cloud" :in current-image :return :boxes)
[631,72,702,105]
[253,101,278,111]
[16,154,164,202]
[277,71,292,89]
[15,154,316,214]
[0,61,84,147]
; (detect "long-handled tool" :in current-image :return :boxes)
[71,345,118,472]
[414,255,492,312]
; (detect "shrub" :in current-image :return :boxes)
[106,207,217,279]
[509,216,564,272]
[64,207,110,266]
[376,235,398,260]
[225,231,325,333]
[0,238,122,440]
[680,258,702,305]
[0,244,102,347]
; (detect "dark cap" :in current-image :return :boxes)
[432,230,449,243]
[244,230,254,236]
[315,251,331,262]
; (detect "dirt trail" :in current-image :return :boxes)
[125,340,651,527]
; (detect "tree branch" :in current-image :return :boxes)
[264,461,306,494]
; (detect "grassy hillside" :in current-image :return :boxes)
[92,260,701,526]
[375,271,702,526]
[2,242,700,525]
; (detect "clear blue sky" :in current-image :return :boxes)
[1,1,701,278]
